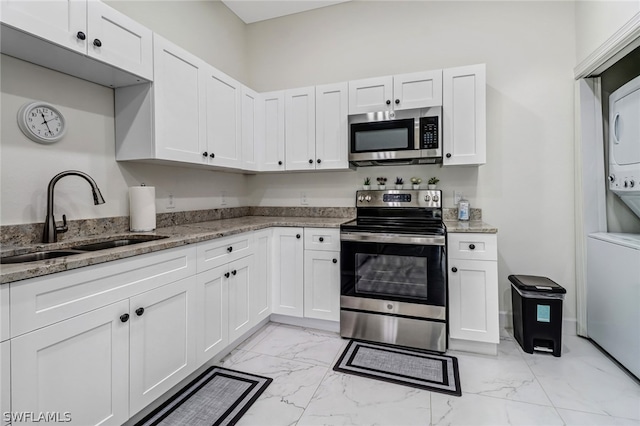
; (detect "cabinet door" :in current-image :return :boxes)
[86,1,152,80]
[304,250,340,322]
[205,66,242,168]
[316,83,349,170]
[196,264,229,365]
[241,86,260,171]
[11,300,129,426]
[272,228,304,317]
[153,34,207,163]
[348,76,393,114]
[393,70,443,110]
[129,277,198,415]
[448,258,499,343]
[442,64,486,165]
[285,87,316,171]
[228,256,253,342]
[260,91,286,171]
[0,0,87,54]
[252,229,272,324]
[1,341,9,426]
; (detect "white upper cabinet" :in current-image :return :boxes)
[0,0,153,85]
[259,91,286,171]
[241,86,260,171]
[315,82,349,170]
[442,64,486,166]
[349,70,442,114]
[205,66,242,168]
[285,87,317,171]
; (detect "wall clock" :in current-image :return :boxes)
[17,101,67,144]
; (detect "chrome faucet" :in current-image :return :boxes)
[42,170,106,243]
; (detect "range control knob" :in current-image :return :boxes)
[358,195,365,202]
[609,174,616,183]
[365,195,372,202]
[424,195,431,202]
[432,194,440,202]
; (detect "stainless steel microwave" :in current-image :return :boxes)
[348,107,442,167]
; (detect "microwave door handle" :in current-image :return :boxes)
[613,113,620,144]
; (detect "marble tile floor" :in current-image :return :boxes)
[219,322,640,426]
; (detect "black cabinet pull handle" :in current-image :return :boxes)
[76,31,86,40]
[319,237,324,242]
[451,267,458,273]
[93,38,102,47]
[135,307,144,316]
[395,99,400,104]
[224,272,230,278]
[296,234,301,239]
[210,153,215,158]
[446,153,452,158]
[227,246,233,252]
[386,100,391,105]
[332,258,337,264]
[231,270,237,276]
[469,244,476,250]
[278,161,283,165]
[120,313,129,323]
[308,159,313,164]
[317,159,321,164]
[203,151,208,157]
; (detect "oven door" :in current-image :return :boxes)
[340,235,446,314]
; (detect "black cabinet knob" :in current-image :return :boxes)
[210,153,215,158]
[224,272,230,278]
[93,38,102,47]
[446,153,452,158]
[135,307,145,316]
[319,237,324,242]
[278,161,283,166]
[332,258,337,264]
[469,244,476,250]
[317,159,321,164]
[227,246,233,252]
[296,234,301,239]
[203,151,208,157]
[309,159,313,164]
[451,267,458,273]
[395,99,400,104]
[120,313,129,323]
[231,270,237,276]
[76,31,86,40]
[386,100,391,105]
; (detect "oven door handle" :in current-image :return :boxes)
[340,232,445,246]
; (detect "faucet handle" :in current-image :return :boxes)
[57,214,69,234]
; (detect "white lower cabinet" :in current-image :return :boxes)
[447,233,499,346]
[196,264,229,365]
[252,229,272,324]
[129,277,198,415]
[1,340,10,426]
[303,250,340,321]
[272,228,305,317]
[227,256,254,342]
[11,300,130,426]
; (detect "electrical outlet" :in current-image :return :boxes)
[453,191,462,206]
[221,191,227,206]
[167,194,175,210]
[300,192,309,205]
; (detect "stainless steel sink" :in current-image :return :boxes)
[71,235,168,251]
[0,250,86,264]
[1,235,168,264]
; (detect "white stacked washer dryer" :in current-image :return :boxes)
[587,74,640,380]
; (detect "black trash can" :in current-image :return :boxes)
[509,275,566,357]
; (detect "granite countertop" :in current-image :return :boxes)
[0,216,352,284]
[444,220,498,233]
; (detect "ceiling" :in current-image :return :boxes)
[221,0,351,24]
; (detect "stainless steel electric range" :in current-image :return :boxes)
[340,189,447,352]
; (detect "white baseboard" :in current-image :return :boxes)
[270,314,340,333]
[499,311,577,337]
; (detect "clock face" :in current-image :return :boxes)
[17,102,66,144]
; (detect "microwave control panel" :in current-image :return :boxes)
[420,116,439,149]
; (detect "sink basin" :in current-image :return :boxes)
[71,235,168,251]
[0,250,86,265]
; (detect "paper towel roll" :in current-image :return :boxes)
[129,186,156,231]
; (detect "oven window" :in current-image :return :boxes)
[355,253,428,299]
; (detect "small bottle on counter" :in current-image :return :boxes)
[458,195,470,221]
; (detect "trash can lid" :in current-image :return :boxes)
[508,275,566,294]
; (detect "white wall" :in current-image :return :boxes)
[245,1,579,322]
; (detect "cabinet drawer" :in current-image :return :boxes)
[10,246,197,337]
[448,233,497,261]
[304,228,340,252]
[197,233,254,273]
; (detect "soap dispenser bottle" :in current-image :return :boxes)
[458,195,470,221]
